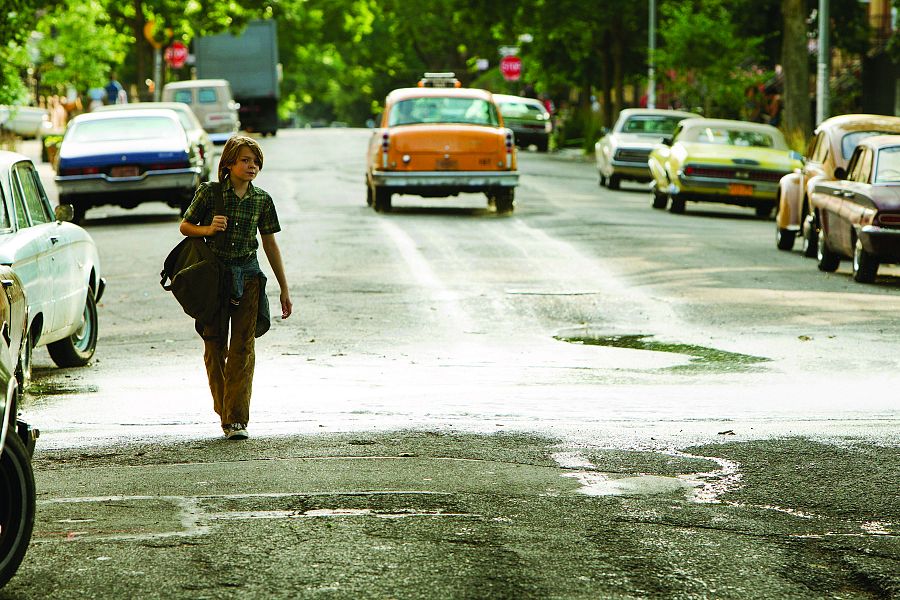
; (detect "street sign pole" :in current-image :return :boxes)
[648,0,656,109]
[815,0,830,124]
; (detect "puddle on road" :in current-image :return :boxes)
[554,331,769,373]
[27,382,99,396]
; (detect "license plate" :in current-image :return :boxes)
[728,183,753,196]
[435,158,458,170]
[110,165,139,178]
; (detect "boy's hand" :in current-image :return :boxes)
[280,291,293,319]
[207,215,227,236]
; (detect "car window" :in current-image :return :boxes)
[874,146,900,183]
[621,116,685,134]
[69,116,182,142]
[198,88,218,103]
[691,127,775,148]
[855,148,874,183]
[810,132,828,163]
[841,131,892,161]
[846,149,864,182]
[172,90,193,104]
[389,97,500,126]
[9,176,28,229]
[0,176,11,230]
[13,163,51,225]
[499,102,546,119]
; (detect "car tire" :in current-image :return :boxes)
[651,184,668,209]
[816,224,841,272]
[755,205,774,219]
[72,202,87,225]
[373,187,392,213]
[607,175,621,191]
[536,140,549,152]
[852,238,879,283]
[776,228,796,251]
[47,291,98,368]
[802,213,818,258]
[494,189,515,214]
[0,427,35,588]
[669,197,686,214]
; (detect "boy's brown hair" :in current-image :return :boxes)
[218,135,264,182]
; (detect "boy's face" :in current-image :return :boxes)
[229,146,261,184]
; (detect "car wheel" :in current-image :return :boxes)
[494,189,515,214]
[651,184,667,209]
[14,329,31,396]
[816,224,841,272]
[755,204,774,219]
[802,213,818,258]
[776,228,796,251]
[373,187,392,213]
[366,182,373,207]
[852,238,879,283]
[47,291,98,367]
[0,427,36,588]
[607,175,621,191]
[669,197,686,214]
[72,202,87,225]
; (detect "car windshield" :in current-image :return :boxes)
[842,131,897,160]
[875,146,900,183]
[498,101,546,119]
[621,116,684,134]
[389,97,499,126]
[688,127,777,148]
[69,117,182,142]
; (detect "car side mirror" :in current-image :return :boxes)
[834,166,847,180]
[662,137,673,146]
[600,127,610,137]
[55,204,74,222]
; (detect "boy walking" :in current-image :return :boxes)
[180,136,292,439]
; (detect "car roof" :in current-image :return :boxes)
[94,102,193,113]
[0,150,31,170]
[618,108,699,119]
[70,108,183,124]
[817,113,900,135]
[387,87,494,103]
[163,79,230,89]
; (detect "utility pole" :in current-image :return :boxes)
[816,0,830,124]
[648,0,656,109]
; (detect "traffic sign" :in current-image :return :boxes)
[500,55,522,82]
[164,41,188,69]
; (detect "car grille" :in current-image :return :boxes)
[683,165,784,183]
[614,148,652,162]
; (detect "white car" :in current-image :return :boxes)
[0,106,51,139]
[0,151,104,384]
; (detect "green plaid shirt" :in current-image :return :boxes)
[183,179,281,260]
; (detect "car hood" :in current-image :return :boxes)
[388,125,505,154]
[678,142,796,169]
[60,138,188,163]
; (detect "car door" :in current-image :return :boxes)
[13,161,81,337]
[831,148,872,255]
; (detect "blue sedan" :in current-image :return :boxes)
[55,109,207,222]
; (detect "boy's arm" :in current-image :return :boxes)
[180,218,225,238]
[261,233,292,319]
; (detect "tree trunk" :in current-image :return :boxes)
[601,33,613,129]
[782,0,810,141]
[612,18,624,117]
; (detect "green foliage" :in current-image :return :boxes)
[655,0,766,117]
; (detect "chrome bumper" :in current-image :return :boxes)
[372,170,518,188]
[56,168,201,195]
[859,225,900,260]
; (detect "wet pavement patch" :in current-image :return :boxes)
[27,382,100,396]
[554,332,769,372]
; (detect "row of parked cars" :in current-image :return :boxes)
[595,109,900,284]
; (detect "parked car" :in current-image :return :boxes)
[0,106,51,140]
[775,114,900,255]
[55,109,206,221]
[492,94,552,152]
[0,266,35,588]
[366,73,518,213]
[162,79,240,144]
[810,135,900,283]
[648,117,802,216]
[1,151,104,376]
[93,102,213,182]
[595,108,699,190]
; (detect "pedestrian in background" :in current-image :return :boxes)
[179,136,293,440]
[104,72,125,105]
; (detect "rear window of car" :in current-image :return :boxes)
[842,131,896,160]
[198,89,219,104]
[389,97,499,127]
[498,102,547,119]
[172,90,193,104]
[875,146,900,183]
[622,116,684,134]
[689,127,776,148]
[69,117,183,142]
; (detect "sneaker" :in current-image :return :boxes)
[223,423,248,440]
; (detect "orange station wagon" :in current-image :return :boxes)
[366,74,518,213]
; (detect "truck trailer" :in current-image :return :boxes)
[195,20,280,136]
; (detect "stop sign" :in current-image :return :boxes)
[500,56,522,82]
[164,41,188,69]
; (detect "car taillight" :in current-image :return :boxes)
[876,213,900,228]
[146,161,190,171]
[505,131,514,168]
[381,132,390,169]
[684,166,695,176]
[58,166,101,176]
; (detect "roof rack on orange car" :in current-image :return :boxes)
[418,72,461,88]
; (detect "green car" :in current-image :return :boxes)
[648,117,802,217]
[493,94,552,152]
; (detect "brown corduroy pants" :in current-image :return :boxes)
[202,277,259,427]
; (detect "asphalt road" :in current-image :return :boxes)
[5,131,899,599]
